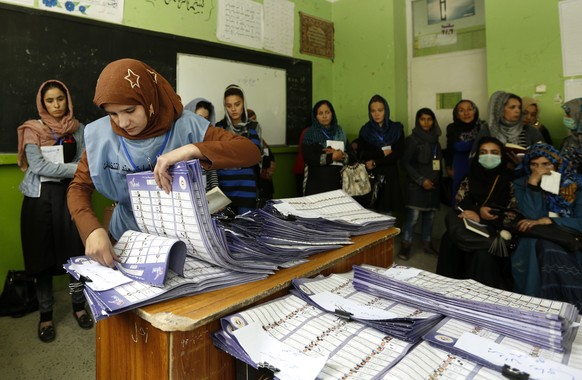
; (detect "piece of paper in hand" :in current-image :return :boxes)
[540,171,561,194]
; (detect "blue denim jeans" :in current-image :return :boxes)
[401,208,435,244]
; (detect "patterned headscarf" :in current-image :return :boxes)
[359,94,403,148]
[486,91,524,145]
[562,98,582,133]
[93,58,183,140]
[303,100,346,146]
[17,80,80,171]
[522,143,582,217]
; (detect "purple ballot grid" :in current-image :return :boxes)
[128,171,211,263]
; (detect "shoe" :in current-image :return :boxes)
[73,311,94,329]
[398,242,411,260]
[38,322,56,343]
[422,241,439,255]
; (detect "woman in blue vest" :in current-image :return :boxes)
[67,59,261,268]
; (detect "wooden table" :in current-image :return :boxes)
[96,227,399,380]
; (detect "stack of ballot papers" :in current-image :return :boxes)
[65,256,267,322]
[217,208,354,268]
[212,268,582,380]
[290,273,443,342]
[352,265,579,352]
[268,189,397,235]
[212,293,416,380]
[65,160,399,321]
[420,316,582,378]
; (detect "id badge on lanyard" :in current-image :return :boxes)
[432,144,440,171]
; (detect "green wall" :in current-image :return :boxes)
[485,0,566,144]
[0,0,571,289]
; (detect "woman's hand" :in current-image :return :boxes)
[516,217,552,232]
[322,147,345,162]
[459,209,480,223]
[85,228,118,267]
[422,179,434,190]
[365,160,376,171]
[154,145,203,193]
[480,206,499,221]
[527,164,553,187]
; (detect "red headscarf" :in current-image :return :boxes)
[16,80,80,171]
[93,58,183,140]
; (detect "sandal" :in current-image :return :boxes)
[38,322,56,343]
[73,311,94,329]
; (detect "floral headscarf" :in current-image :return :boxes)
[522,143,582,217]
[93,58,183,140]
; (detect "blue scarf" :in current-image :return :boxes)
[359,95,403,148]
[303,100,346,146]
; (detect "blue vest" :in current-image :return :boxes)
[84,110,209,240]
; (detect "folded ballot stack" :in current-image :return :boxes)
[64,160,396,321]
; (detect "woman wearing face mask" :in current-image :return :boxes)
[511,143,582,310]
[560,98,582,155]
[473,91,543,166]
[437,137,516,289]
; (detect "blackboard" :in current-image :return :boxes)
[0,3,312,153]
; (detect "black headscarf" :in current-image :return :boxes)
[446,99,482,146]
[412,108,441,143]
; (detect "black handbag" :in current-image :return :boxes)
[515,223,582,253]
[0,270,38,318]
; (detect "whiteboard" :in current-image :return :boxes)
[177,53,287,145]
[559,0,582,76]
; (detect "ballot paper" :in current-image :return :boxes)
[541,170,561,194]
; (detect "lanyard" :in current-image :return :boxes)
[433,144,438,159]
[321,127,333,140]
[119,132,170,172]
[49,129,63,145]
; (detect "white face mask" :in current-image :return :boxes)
[478,154,502,169]
[564,116,578,131]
